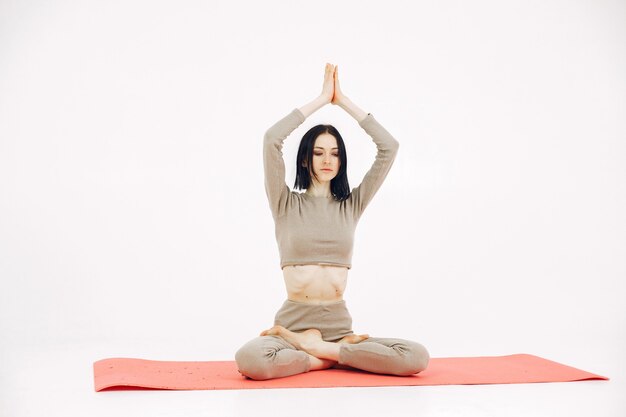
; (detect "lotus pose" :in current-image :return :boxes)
[235,63,430,380]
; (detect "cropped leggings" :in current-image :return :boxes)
[235,299,430,380]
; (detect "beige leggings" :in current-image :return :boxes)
[235,299,430,380]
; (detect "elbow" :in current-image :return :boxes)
[264,124,283,143]
[378,138,399,159]
[264,129,285,150]
[389,138,400,155]
[263,130,278,151]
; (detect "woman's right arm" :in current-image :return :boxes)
[262,107,305,219]
[263,64,335,218]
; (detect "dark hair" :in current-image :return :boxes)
[293,124,350,202]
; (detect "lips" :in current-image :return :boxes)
[321,169,333,172]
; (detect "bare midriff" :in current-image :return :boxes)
[282,264,348,304]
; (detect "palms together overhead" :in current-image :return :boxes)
[321,63,346,105]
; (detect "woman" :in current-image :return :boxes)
[235,63,430,380]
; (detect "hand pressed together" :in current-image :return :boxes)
[320,62,347,106]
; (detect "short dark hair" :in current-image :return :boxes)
[293,124,350,201]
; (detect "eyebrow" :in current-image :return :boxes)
[314,147,339,150]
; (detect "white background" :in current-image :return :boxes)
[1,0,624,416]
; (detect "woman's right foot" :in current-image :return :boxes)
[260,325,323,352]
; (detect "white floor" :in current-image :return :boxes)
[2,340,623,417]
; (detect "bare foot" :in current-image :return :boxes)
[260,325,323,352]
[337,333,370,344]
[259,325,282,337]
[307,353,337,371]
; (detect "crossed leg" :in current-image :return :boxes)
[235,325,429,380]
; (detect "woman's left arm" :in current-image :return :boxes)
[332,66,400,216]
[331,66,369,123]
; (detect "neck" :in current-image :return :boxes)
[306,181,332,198]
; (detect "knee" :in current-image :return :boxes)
[407,341,430,374]
[398,341,430,376]
[234,341,274,381]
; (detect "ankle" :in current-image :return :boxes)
[308,354,337,371]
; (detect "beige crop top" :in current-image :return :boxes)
[263,108,399,269]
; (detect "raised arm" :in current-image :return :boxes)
[350,111,399,216]
[263,64,335,218]
[332,65,400,216]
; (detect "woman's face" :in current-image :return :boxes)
[311,133,340,182]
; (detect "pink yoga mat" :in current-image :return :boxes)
[93,354,607,391]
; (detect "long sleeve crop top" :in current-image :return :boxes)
[263,108,399,269]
